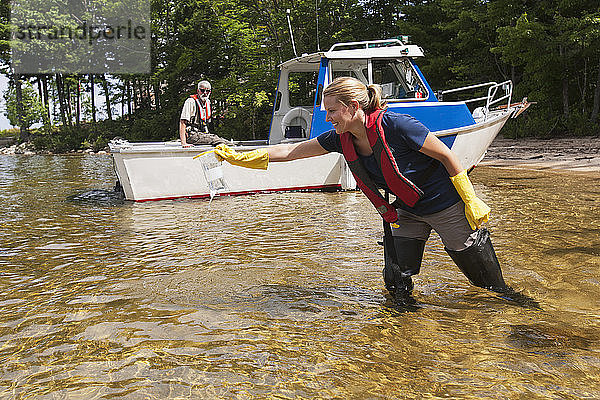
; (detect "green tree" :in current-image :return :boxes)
[3,80,46,134]
[494,1,600,135]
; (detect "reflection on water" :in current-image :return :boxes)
[67,189,124,206]
[0,154,599,399]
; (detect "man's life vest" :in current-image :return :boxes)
[340,109,424,223]
[190,94,212,124]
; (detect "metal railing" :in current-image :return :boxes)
[485,80,513,112]
[328,38,404,52]
[437,80,513,121]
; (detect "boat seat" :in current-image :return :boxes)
[285,125,305,138]
[281,107,311,139]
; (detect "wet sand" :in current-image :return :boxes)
[479,136,600,174]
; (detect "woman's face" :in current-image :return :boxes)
[324,95,354,134]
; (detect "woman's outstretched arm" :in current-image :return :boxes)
[267,138,330,162]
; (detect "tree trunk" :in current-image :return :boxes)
[101,74,112,120]
[132,78,138,111]
[145,81,151,109]
[13,74,28,141]
[36,75,48,128]
[55,74,69,127]
[75,78,80,126]
[126,79,132,118]
[562,77,569,119]
[121,81,125,118]
[37,75,43,103]
[559,45,569,119]
[90,74,96,123]
[591,61,600,123]
[581,57,587,115]
[65,79,73,125]
[252,107,256,140]
[41,75,51,127]
[153,81,160,110]
[511,65,516,86]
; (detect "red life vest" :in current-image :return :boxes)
[190,94,211,123]
[340,109,423,223]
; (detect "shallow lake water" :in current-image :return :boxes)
[1,153,599,399]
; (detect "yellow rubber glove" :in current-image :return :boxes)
[450,170,491,230]
[212,144,269,170]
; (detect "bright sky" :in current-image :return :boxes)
[0,74,13,130]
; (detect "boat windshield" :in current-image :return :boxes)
[329,58,428,101]
[372,59,428,100]
[331,60,369,83]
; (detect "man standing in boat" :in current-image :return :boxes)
[179,80,231,147]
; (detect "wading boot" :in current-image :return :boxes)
[444,229,540,308]
[383,236,426,306]
[445,228,507,292]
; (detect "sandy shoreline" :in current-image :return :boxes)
[479,136,600,174]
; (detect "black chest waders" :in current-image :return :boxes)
[444,228,506,292]
[445,229,541,308]
[381,192,426,306]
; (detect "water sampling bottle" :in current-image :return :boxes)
[194,151,227,201]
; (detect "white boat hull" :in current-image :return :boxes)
[110,109,513,201]
[111,144,354,201]
[442,110,511,170]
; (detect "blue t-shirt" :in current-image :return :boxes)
[317,110,460,216]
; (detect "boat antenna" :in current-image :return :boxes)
[315,0,320,51]
[286,9,298,57]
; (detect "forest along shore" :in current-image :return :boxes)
[479,136,600,174]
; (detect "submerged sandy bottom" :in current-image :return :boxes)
[1,152,599,398]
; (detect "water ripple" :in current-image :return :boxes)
[0,155,599,398]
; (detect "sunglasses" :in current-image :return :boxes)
[199,88,211,93]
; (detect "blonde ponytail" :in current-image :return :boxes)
[366,84,386,112]
[323,77,387,113]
